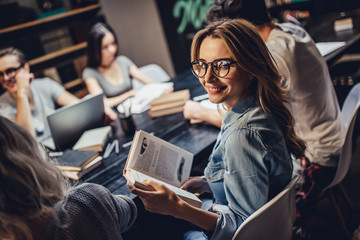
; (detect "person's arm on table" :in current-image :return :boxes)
[55,90,79,106]
[85,77,138,108]
[183,100,223,128]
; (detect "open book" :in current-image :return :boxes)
[315,42,346,56]
[124,130,202,208]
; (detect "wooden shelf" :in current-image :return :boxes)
[0,4,101,41]
[28,42,87,72]
[63,78,83,89]
[0,3,100,95]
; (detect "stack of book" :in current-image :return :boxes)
[72,126,112,152]
[148,89,190,118]
[51,126,113,180]
[54,149,103,180]
[334,18,353,32]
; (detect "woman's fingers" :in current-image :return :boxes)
[127,179,163,198]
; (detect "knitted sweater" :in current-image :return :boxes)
[42,183,137,240]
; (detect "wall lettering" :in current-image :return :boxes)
[173,0,213,34]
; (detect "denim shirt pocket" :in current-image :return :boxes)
[204,155,225,182]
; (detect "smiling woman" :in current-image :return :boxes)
[193,37,253,109]
[0,47,79,140]
[127,18,306,240]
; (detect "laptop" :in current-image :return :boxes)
[45,93,105,150]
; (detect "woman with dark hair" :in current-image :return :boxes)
[0,116,137,240]
[128,19,306,239]
[83,22,157,113]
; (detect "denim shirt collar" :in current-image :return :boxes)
[222,94,257,127]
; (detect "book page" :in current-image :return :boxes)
[127,131,193,187]
[315,42,346,56]
[128,169,201,207]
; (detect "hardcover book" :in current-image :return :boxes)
[61,156,104,180]
[148,89,190,118]
[72,126,112,152]
[55,149,100,171]
[124,130,202,208]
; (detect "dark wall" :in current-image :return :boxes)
[155,0,212,74]
[311,0,360,15]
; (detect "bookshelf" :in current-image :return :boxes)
[0,3,101,97]
[0,4,100,39]
[28,42,87,72]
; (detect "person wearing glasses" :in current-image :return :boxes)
[127,19,306,240]
[184,0,344,218]
[83,22,159,118]
[0,115,137,240]
[0,47,79,141]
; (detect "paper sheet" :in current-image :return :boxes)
[315,42,346,56]
[117,82,174,115]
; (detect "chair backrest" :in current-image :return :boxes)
[342,83,360,128]
[232,175,300,240]
[324,102,360,191]
[132,64,170,89]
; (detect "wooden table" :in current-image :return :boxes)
[305,9,360,65]
[81,70,219,196]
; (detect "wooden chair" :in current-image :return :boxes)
[232,175,300,240]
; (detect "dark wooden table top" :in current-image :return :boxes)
[80,70,220,196]
[305,9,360,65]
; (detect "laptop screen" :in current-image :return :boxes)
[46,93,105,150]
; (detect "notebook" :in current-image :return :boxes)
[45,93,104,150]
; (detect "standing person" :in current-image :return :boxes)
[128,19,306,240]
[184,0,344,213]
[83,22,158,115]
[0,47,79,141]
[0,115,137,240]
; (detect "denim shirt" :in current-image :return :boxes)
[203,95,293,240]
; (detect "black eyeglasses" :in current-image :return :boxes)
[0,64,24,83]
[191,59,237,78]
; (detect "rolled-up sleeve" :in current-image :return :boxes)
[207,204,244,240]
